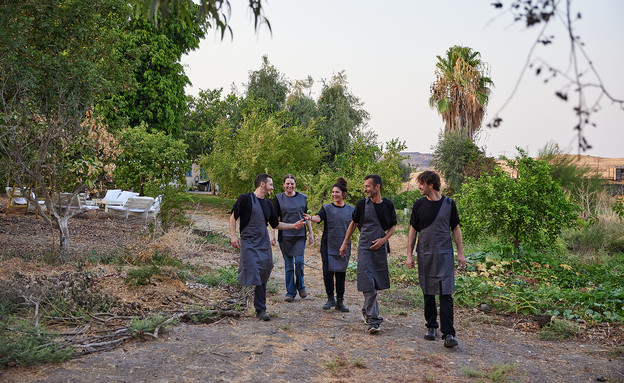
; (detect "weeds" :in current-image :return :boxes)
[125,265,162,286]
[538,319,581,340]
[0,320,73,369]
[462,367,486,378]
[188,307,216,324]
[129,313,176,338]
[197,265,238,287]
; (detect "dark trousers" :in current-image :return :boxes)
[254,282,267,312]
[321,251,346,300]
[424,293,455,337]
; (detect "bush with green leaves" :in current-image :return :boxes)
[457,149,579,250]
[198,265,238,287]
[201,103,323,198]
[306,133,406,209]
[0,321,73,368]
[114,124,190,195]
[431,131,496,195]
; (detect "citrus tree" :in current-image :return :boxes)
[456,149,579,250]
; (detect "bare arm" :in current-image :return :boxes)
[452,225,466,269]
[405,226,417,269]
[339,221,357,257]
[229,212,240,249]
[370,225,396,250]
[275,220,305,231]
[309,214,321,224]
[306,219,315,245]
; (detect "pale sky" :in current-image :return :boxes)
[181,0,624,158]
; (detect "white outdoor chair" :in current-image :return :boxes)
[147,195,162,220]
[6,187,46,214]
[108,196,155,220]
[102,190,138,212]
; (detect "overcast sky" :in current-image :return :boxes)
[181,0,624,158]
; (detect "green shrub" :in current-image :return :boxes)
[197,265,238,287]
[538,318,581,340]
[0,321,73,368]
[125,265,162,286]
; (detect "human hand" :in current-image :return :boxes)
[405,255,415,269]
[308,234,315,245]
[457,253,467,269]
[339,243,347,258]
[293,219,305,230]
[230,235,240,249]
[370,237,385,250]
[270,237,276,246]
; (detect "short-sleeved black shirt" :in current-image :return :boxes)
[231,193,279,232]
[409,196,459,232]
[352,198,397,231]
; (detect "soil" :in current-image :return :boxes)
[0,197,623,382]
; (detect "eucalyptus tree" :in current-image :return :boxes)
[429,45,493,140]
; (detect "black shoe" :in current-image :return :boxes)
[299,290,307,298]
[444,334,458,348]
[322,298,336,310]
[256,310,270,321]
[284,296,294,302]
[424,328,436,341]
[335,299,350,312]
[367,324,380,334]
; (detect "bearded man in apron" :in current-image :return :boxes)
[406,171,466,348]
[340,174,397,334]
[229,174,305,321]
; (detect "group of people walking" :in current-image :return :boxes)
[229,171,465,348]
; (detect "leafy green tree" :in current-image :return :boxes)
[306,132,406,209]
[201,104,323,197]
[456,149,579,250]
[286,76,319,128]
[431,131,496,195]
[317,72,370,162]
[245,55,290,112]
[0,0,131,256]
[538,142,604,221]
[114,124,190,195]
[101,2,207,136]
[430,46,493,140]
[183,89,244,160]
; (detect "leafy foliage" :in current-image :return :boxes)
[306,133,406,209]
[114,124,190,195]
[430,45,493,139]
[457,149,579,250]
[201,104,323,198]
[431,131,496,195]
[246,55,289,112]
[0,321,73,369]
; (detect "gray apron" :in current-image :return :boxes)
[276,192,307,257]
[238,194,273,286]
[356,198,390,292]
[324,203,354,272]
[416,197,455,295]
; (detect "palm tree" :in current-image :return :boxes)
[429,46,493,140]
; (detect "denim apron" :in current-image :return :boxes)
[356,198,390,292]
[323,203,354,272]
[416,196,455,295]
[238,194,273,286]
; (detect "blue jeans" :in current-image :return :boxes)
[279,240,305,297]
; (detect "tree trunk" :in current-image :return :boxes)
[57,215,71,258]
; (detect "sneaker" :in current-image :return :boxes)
[444,334,459,348]
[284,296,294,302]
[367,324,380,334]
[299,290,307,298]
[256,310,270,321]
[322,298,336,310]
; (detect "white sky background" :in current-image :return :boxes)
[181,0,624,158]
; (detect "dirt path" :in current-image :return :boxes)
[2,206,623,382]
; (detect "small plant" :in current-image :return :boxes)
[538,319,581,340]
[325,357,348,375]
[197,265,238,287]
[281,323,291,331]
[188,307,216,324]
[462,367,486,378]
[267,279,279,294]
[125,265,162,286]
[129,314,176,338]
[0,320,74,368]
[488,363,516,383]
[352,359,366,369]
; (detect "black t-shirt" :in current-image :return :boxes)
[409,196,459,232]
[231,193,279,232]
[352,198,397,231]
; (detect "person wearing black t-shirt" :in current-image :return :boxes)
[406,171,466,348]
[340,174,397,334]
[229,174,305,321]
